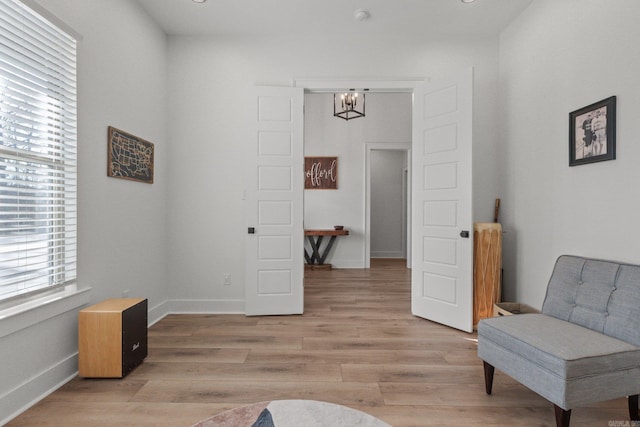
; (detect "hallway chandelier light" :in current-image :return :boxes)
[333,90,366,121]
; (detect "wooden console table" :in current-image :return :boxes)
[304,229,349,267]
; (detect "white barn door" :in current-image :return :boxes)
[411,69,474,332]
[245,86,304,316]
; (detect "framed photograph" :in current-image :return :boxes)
[569,96,616,166]
[107,126,154,184]
[304,156,337,189]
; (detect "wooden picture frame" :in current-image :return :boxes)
[304,156,337,189]
[107,126,154,183]
[569,96,616,166]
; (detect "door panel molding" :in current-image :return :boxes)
[245,86,304,316]
[411,68,474,333]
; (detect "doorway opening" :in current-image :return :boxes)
[248,71,473,331]
[301,89,414,270]
[365,143,411,269]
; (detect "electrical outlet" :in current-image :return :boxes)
[122,289,130,297]
[223,274,231,286]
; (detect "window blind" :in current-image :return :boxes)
[0,0,77,301]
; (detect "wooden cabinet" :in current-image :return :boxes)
[78,298,148,378]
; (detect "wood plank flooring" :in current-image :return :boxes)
[8,259,627,426]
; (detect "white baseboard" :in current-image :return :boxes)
[0,286,90,425]
[370,251,405,258]
[168,299,245,314]
[0,353,78,426]
[330,259,366,269]
[148,299,172,326]
[148,299,245,326]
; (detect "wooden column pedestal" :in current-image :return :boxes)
[473,223,502,328]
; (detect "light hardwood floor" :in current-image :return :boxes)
[8,259,626,426]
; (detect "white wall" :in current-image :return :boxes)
[303,93,411,267]
[8,0,640,419]
[499,0,640,307]
[0,0,169,422]
[166,34,503,305]
[370,150,407,259]
[36,0,170,314]
[0,4,512,421]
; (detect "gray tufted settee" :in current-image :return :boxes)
[478,255,640,427]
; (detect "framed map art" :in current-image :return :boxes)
[107,126,154,184]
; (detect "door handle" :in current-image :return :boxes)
[248,227,255,234]
[460,230,470,238]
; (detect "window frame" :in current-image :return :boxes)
[0,0,77,303]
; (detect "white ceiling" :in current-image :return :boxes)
[135,0,533,38]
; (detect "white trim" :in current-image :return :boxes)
[147,299,171,326]
[371,251,405,258]
[0,283,88,424]
[147,299,246,323]
[169,299,245,314]
[143,299,246,335]
[402,167,410,265]
[294,77,424,272]
[294,78,426,92]
[17,0,83,40]
[1,353,78,426]
[364,142,411,269]
[0,285,90,339]
[329,259,365,269]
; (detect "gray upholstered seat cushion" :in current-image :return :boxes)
[478,313,640,380]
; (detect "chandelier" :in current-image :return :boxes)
[333,90,366,121]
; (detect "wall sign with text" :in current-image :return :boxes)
[304,156,337,189]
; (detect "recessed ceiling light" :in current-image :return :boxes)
[192,0,206,3]
[461,0,476,3]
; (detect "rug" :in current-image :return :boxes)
[192,400,391,427]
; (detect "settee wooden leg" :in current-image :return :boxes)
[629,394,639,421]
[483,361,495,395]
[554,405,571,427]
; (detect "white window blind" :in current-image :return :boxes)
[0,0,77,301]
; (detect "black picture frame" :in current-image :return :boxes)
[569,96,616,166]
